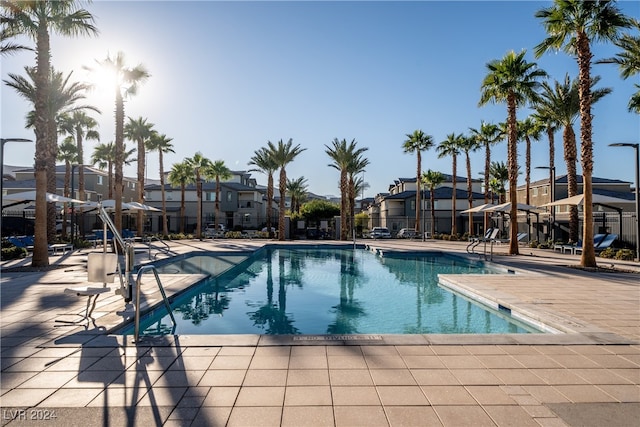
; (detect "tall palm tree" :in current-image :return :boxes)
[422,170,445,238]
[469,122,504,231]
[457,135,482,235]
[325,138,365,240]
[535,0,631,267]
[57,139,77,239]
[147,132,174,236]
[437,133,463,235]
[58,110,100,205]
[403,130,434,235]
[204,159,232,230]
[248,147,278,238]
[168,161,194,234]
[5,66,96,244]
[185,152,212,239]
[124,116,155,236]
[88,51,149,234]
[536,74,612,243]
[596,18,640,112]
[269,138,306,241]
[286,176,308,214]
[2,0,97,267]
[517,116,544,206]
[479,49,546,254]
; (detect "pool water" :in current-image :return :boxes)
[124,247,539,336]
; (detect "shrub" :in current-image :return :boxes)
[529,240,539,248]
[1,245,27,261]
[599,247,616,259]
[614,249,634,261]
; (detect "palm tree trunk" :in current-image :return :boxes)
[564,126,579,243]
[507,94,519,255]
[525,136,531,205]
[340,170,348,240]
[267,174,273,238]
[32,22,51,267]
[451,156,457,235]
[137,137,145,237]
[196,170,202,239]
[279,169,286,241]
[466,152,473,235]
[46,120,57,244]
[415,152,421,234]
[77,132,85,238]
[114,89,125,233]
[577,33,596,267]
[62,162,71,239]
[160,152,168,236]
[180,184,186,234]
[215,177,221,228]
[484,143,491,231]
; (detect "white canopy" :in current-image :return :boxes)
[484,202,543,213]
[460,203,497,214]
[2,190,85,205]
[541,193,633,207]
[80,200,159,212]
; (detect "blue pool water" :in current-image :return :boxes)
[123,247,539,336]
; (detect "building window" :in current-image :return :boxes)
[533,188,538,196]
[227,191,232,202]
[166,191,173,201]
[543,187,548,195]
[97,175,103,185]
[410,200,415,211]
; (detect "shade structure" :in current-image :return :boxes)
[79,200,158,212]
[541,193,633,208]
[2,190,85,207]
[484,202,543,213]
[460,203,497,214]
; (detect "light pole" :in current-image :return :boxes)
[1,138,33,237]
[609,143,639,261]
[535,165,556,242]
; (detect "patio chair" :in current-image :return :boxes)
[8,236,33,251]
[56,253,118,327]
[574,234,618,255]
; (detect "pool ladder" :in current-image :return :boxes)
[133,265,177,343]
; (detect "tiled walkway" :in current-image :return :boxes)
[1,239,638,426]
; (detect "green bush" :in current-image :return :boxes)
[529,240,539,248]
[614,249,634,261]
[1,245,27,261]
[599,247,616,258]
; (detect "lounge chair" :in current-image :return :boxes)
[8,236,33,251]
[574,234,618,255]
[557,234,606,255]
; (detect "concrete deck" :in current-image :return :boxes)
[1,238,638,426]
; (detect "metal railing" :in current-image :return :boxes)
[133,264,176,343]
[145,235,172,260]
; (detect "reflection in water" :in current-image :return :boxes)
[130,248,537,336]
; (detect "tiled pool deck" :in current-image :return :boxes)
[1,239,638,426]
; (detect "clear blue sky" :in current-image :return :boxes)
[2,0,638,198]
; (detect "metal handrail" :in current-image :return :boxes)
[145,236,172,260]
[133,264,176,343]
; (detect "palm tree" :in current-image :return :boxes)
[5,66,96,244]
[168,161,194,234]
[535,0,632,266]
[269,139,306,241]
[457,135,481,235]
[479,49,546,255]
[88,51,150,234]
[57,139,77,239]
[325,138,366,240]
[596,18,640,112]
[536,74,612,243]
[347,152,370,235]
[2,0,97,267]
[422,170,445,238]
[248,147,278,238]
[286,177,308,214]
[124,116,155,236]
[185,152,212,239]
[437,133,463,235]
[204,160,232,230]
[91,142,115,197]
[147,132,174,236]
[517,116,544,206]
[489,161,509,204]
[58,110,100,205]
[403,130,434,235]
[469,122,504,231]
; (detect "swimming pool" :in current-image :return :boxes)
[123,246,540,336]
